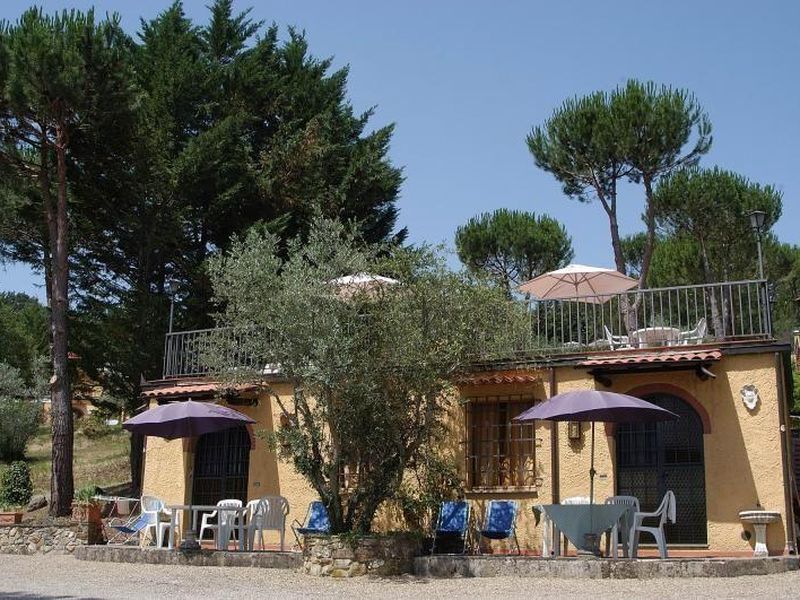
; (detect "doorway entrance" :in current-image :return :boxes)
[616,393,707,544]
[191,425,251,507]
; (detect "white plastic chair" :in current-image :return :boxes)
[542,496,590,556]
[199,499,242,549]
[246,496,290,551]
[629,490,676,559]
[679,318,707,345]
[604,326,630,350]
[604,495,640,558]
[140,495,171,548]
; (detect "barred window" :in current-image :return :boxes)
[464,395,537,490]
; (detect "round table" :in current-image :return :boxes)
[630,326,680,348]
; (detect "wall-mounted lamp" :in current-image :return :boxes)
[567,421,582,440]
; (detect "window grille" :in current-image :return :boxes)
[464,395,536,489]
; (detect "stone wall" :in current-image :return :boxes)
[0,524,83,555]
[302,534,421,577]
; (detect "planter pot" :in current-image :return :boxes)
[71,503,102,524]
[0,511,23,525]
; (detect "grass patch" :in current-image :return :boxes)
[2,424,131,495]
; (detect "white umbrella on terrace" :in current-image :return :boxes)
[518,263,637,303]
[327,272,399,299]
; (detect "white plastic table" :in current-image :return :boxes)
[166,504,248,551]
[630,326,680,348]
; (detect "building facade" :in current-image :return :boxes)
[140,278,797,555]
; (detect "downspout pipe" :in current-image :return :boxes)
[776,351,797,554]
[550,367,559,504]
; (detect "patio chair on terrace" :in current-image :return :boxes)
[679,318,707,345]
[604,326,630,350]
[199,499,242,549]
[247,495,290,551]
[108,512,154,546]
[629,490,676,559]
[432,500,470,555]
[291,501,330,549]
[603,495,640,558]
[477,500,520,555]
[140,495,172,548]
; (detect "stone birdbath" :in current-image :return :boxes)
[739,510,781,557]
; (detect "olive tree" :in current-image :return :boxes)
[207,217,519,533]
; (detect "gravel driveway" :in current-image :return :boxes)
[1,554,798,599]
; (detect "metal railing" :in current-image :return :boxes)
[162,280,774,377]
[162,327,264,379]
[483,279,772,359]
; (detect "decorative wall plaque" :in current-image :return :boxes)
[741,384,760,410]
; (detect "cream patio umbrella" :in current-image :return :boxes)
[518,263,637,302]
[518,264,638,346]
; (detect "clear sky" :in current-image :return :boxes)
[1,0,798,301]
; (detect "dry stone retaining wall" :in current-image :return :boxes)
[0,524,83,555]
[302,534,421,577]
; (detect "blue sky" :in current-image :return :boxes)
[1,0,798,301]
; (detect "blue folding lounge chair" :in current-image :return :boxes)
[291,501,330,548]
[108,513,155,545]
[432,500,470,554]
[478,500,520,554]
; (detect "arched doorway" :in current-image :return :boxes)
[615,393,707,544]
[191,426,251,507]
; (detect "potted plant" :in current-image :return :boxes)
[72,485,103,523]
[0,461,33,525]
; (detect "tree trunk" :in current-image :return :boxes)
[129,431,145,495]
[605,198,639,332]
[638,176,658,289]
[699,239,725,339]
[48,123,74,517]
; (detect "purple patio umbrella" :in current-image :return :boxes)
[514,390,677,505]
[123,400,255,440]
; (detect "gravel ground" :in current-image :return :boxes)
[1,554,799,600]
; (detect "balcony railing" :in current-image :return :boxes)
[475,279,772,360]
[162,279,773,378]
[162,327,264,379]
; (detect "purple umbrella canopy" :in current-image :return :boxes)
[513,390,678,513]
[513,390,678,424]
[123,400,255,440]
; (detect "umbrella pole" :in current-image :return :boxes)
[589,421,597,555]
[589,421,596,505]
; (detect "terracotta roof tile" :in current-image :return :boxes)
[458,370,541,386]
[579,348,722,367]
[141,382,259,399]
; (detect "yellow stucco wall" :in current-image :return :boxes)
[140,349,791,556]
[454,351,790,555]
[140,386,317,546]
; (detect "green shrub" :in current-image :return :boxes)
[80,412,116,439]
[0,398,40,460]
[0,461,33,509]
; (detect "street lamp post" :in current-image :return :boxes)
[748,210,770,335]
[748,210,767,280]
[165,281,177,334]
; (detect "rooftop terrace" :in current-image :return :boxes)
[162,279,773,379]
